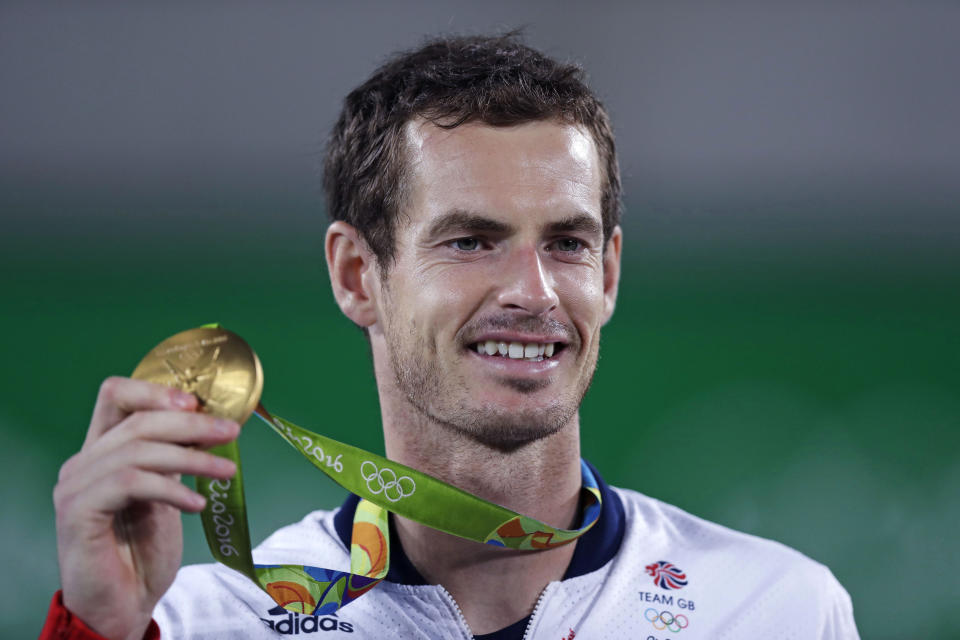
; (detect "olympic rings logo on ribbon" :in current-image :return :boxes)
[360,460,416,502]
[645,608,689,633]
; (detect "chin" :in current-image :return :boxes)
[436,401,578,452]
[496,376,553,394]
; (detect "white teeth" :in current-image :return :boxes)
[475,341,559,359]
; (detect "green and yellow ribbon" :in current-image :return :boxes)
[195,351,602,616]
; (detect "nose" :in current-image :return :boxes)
[495,246,559,316]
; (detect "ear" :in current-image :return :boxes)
[325,221,381,328]
[601,225,622,325]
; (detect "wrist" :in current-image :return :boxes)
[42,590,159,640]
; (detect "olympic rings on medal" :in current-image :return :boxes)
[644,608,689,632]
[360,460,416,502]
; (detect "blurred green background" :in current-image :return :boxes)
[3,3,960,638]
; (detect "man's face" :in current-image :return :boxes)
[370,120,620,449]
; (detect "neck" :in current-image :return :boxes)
[376,371,583,634]
[384,413,583,526]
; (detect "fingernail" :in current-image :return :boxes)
[173,392,195,409]
[214,419,238,434]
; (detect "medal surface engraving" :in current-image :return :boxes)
[131,327,263,424]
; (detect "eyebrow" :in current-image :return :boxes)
[545,214,603,238]
[423,210,513,241]
[422,209,603,243]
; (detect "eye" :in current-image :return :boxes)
[452,237,481,251]
[553,238,582,252]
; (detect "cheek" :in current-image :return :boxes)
[556,269,605,326]
[403,268,487,340]
[554,269,607,361]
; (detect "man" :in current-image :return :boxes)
[45,34,859,638]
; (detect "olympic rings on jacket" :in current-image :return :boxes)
[360,460,416,502]
[644,608,689,632]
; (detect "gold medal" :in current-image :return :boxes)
[131,326,263,424]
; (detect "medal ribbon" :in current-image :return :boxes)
[196,403,601,615]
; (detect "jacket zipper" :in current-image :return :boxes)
[437,585,474,639]
[522,583,556,640]
[437,582,557,640]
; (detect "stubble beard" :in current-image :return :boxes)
[385,320,599,452]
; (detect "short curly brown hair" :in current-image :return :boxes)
[323,32,621,272]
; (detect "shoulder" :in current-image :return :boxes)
[595,487,859,638]
[614,485,830,572]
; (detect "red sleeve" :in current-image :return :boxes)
[39,591,160,640]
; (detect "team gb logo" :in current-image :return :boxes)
[645,560,688,590]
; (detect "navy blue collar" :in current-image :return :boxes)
[332,459,625,585]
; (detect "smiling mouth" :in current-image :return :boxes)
[469,340,566,362]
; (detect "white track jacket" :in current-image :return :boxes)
[155,467,859,639]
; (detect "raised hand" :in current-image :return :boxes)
[54,377,239,640]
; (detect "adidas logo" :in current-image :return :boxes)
[260,605,355,634]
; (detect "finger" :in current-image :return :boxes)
[89,410,240,457]
[87,377,197,445]
[72,440,237,495]
[64,417,239,496]
[78,468,209,515]
[60,429,237,500]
